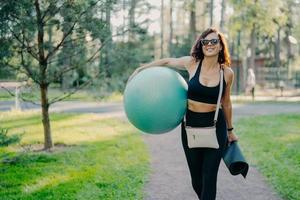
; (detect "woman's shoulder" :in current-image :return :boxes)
[184,56,196,64]
[221,64,234,84]
[222,65,234,75]
[182,56,197,69]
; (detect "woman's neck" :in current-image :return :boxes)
[202,56,219,70]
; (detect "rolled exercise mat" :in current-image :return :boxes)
[223,141,249,178]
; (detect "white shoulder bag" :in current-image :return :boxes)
[184,69,224,149]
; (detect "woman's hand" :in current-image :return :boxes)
[227,131,239,144]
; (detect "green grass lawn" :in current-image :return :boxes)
[0,111,149,200]
[237,114,300,200]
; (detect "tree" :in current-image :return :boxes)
[168,0,174,56]
[220,0,226,32]
[228,0,287,71]
[160,0,165,58]
[0,0,117,150]
[189,0,196,41]
[209,0,214,26]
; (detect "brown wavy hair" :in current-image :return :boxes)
[190,27,231,67]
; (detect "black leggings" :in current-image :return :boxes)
[181,109,228,200]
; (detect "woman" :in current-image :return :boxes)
[130,27,238,200]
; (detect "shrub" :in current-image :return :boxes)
[0,127,21,147]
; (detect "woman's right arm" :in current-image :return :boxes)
[140,56,192,70]
[128,56,193,82]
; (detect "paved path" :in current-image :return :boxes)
[143,103,300,200]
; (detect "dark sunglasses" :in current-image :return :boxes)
[200,39,220,46]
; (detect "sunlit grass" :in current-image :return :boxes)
[0,112,129,145]
[237,114,300,200]
[0,111,149,200]
[98,91,123,102]
[0,89,123,102]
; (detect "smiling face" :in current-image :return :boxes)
[201,32,223,57]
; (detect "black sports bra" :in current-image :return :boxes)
[187,60,226,104]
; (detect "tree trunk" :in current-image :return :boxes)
[104,0,112,78]
[249,24,257,71]
[220,0,225,32]
[168,0,173,56]
[40,84,53,150]
[275,27,281,69]
[123,0,126,42]
[129,0,137,42]
[35,0,53,150]
[160,0,164,58]
[285,25,292,79]
[189,0,196,42]
[210,0,214,26]
[274,27,281,85]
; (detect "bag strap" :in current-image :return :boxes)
[213,68,224,125]
[184,68,224,126]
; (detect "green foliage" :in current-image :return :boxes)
[0,0,118,82]
[228,0,286,34]
[237,114,300,200]
[227,0,300,74]
[95,32,155,93]
[0,0,159,95]
[1,0,298,97]
[0,66,15,79]
[170,37,193,58]
[0,128,21,147]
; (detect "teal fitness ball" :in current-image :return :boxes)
[124,67,188,134]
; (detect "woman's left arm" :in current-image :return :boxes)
[222,67,239,143]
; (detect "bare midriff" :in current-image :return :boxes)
[187,99,219,113]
